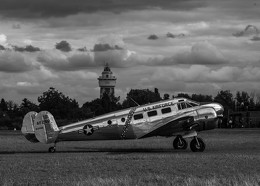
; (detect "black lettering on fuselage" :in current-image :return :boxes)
[35,127,44,130]
[143,102,174,111]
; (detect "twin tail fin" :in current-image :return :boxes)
[21,111,60,144]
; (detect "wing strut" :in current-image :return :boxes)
[121,107,137,139]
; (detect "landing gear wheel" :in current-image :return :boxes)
[48,146,56,153]
[190,137,205,152]
[173,135,188,150]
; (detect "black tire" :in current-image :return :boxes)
[190,138,205,152]
[173,135,188,150]
[48,147,56,153]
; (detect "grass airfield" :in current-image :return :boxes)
[0,129,260,186]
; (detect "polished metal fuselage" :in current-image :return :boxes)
[57,98,223,142]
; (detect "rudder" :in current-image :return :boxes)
[34,111,60,144]
[21,111,39,143]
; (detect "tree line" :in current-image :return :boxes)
[0,87,260,130]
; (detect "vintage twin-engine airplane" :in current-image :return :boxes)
[21,98,223,153]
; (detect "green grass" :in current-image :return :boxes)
[0,129,260,185]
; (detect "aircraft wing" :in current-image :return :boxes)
[138,115,194,139]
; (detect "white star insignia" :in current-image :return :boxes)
[85,126,93,134]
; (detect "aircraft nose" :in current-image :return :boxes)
[215,103,224,118]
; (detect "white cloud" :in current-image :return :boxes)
[145,41,227,66]
[0,0,260,105]
[17,81,39,87]
[97,34,125,48]
[0,51,36,72]
[23,39,33,45]
[0,34,7,46]
[37,50,95,71]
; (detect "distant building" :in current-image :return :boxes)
[229,111,260,128]
[98,63,117,98]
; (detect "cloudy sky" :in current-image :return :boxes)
[0,0,260,105]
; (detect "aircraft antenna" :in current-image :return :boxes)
[129,97,140,106]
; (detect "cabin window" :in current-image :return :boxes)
[134,114,143,120]
[107,120,112,125]
[121,118,126,122]
[161,107,171,114]
[177,103,182,110]
[147,110,157,117]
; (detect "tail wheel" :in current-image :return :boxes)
[48,146,56,153]
[173,135,188,150]
[190,137,205,152]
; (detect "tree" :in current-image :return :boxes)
[82,98,105,117]
[191,94,213,102]
[154,88,160,99]
[82,93,121,117]
[38,87,79,119]
[122,89,161,108]
[176,93,191,99]
[214,90,233,107]
[101,93,121,114]
[19,98,39,116]
[6,101,18,112]
[55,40,72,52]
[0,98,8,112]
[214,90,234,122]
[163,93,170,100]
[235,91,250,111]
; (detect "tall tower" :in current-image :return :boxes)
[98,63,117,98]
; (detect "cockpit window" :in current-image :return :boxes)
[177,103,182,110]
[178,101,199,110]
[186,102,193,108]
[181,102,186,109]
[189,102,199,107]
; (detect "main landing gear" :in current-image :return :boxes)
[173,135,188,150]
[172,131,206,152]
[190,137,205,152]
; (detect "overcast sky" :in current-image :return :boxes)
[0,0,260,105]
